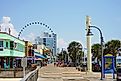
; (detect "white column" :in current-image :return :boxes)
[86,16,92,72]
[87,36,92,72]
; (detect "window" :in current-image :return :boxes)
[49,35,51,37]
[43,38,46,42]
[6,42,8,48]
[0,41,3,47]
[10,41,14,50]
[0,48,3,51]
[33,44,37,49]
[0,41,3,51]
[14,42,17,49]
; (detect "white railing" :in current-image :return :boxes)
[20,66,40,81]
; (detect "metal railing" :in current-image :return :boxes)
[20,66,40,81]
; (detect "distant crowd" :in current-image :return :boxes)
[54,60,71,67]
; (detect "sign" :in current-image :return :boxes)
[21,57,27,67]
[103,54,115,79]
[104,58,113,73]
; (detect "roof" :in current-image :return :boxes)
[0,32,24,42]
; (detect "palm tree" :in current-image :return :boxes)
[104,40,120,56]
[67,41,82,66]
[57,49,67,61]
[92,43,101,61]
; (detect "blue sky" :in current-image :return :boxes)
[0,0,121,49]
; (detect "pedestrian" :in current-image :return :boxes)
[54,62,56,66]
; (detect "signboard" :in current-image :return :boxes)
[21,57,27,67]
[103,54,115,79]
[104,57,113,73]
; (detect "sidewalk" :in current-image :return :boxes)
[38,63,88,81]
[38,63,116,81]
[0,78,21,81]
[80,72,116,81]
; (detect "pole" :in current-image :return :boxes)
[23,67,25,78]
[101,36,104,79]
[21,57,27,78]
[86,16,92,72]
[89,26,104,80]
[87,36,92,72]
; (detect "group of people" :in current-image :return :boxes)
[54,60,70,67]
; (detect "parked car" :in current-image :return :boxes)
[117,67,121,81]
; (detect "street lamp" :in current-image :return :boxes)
[89,26,104,80]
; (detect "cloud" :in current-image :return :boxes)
[0,17,35,43]
[20,32,36,43]
[27,33,36,42]
[57,38,68,49]
[0,16,18,36]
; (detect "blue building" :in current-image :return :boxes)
[35,32,57,61]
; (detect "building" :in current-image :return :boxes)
[35,32,57,62]
[25,41,33,57]
[25,41,34,66]
[0,32,25,68]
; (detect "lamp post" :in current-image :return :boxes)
[89,26,104,80]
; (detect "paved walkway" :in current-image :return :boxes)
[0,64,116,81]
[38,64,87,81]
[37,64,116,81]
[0,78,21,81]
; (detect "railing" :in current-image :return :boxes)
[20,66,40,81]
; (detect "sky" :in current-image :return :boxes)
[0,0,121,49]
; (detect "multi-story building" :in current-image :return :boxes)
[35,32,57,61]
[25,41,35,65]
[0,32,25,68]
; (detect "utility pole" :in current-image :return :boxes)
[86,16,92,72]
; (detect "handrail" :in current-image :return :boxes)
[20,66,40,81]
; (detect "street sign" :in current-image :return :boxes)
[21,57,27,67]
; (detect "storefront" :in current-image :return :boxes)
[34,50,46,66]
[0,32,25,69]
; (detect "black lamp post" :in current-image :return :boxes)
[89,26,104,80]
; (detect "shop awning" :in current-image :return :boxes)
[34,52,46,59]
[35,58,43,60]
